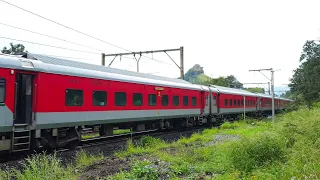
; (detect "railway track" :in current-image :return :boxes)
[57,129,161,153]
[0,125,208,168]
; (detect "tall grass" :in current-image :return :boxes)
[0,149,104,180]
[75,150,104,168]
[111,104,320,179]
[116,136,169,157]
[15,153,76,180]
[229,132,286,173]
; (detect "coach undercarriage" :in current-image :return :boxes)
[0,108,282,155]
[32,115,211,150]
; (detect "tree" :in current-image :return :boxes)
[243,87,265,94]
[289,40,320,106]
[1,43,27,55]
[225,75,243,88]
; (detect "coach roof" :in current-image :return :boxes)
[27,53,191,85]
[0,53,203,91]
[210,85,258,96]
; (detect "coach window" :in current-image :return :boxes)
[162,95,169,106]
[115,92,126,106]
[0,78,5,103]
[229,99,232,107]
[173,96,179,106]
[224,99,228,106]
[238,100,240,106]
[148,94,157,106]
[234,100,236,106]
[192,97,197,106]
[93,91,107,106]
[66,89,83,106]
[183,96,188,106]
[133,93,143,106]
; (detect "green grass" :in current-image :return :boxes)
[82,133,99,139]
[110,104,320,179]
[114,129,131,134]
[82,129,131,139]
[75,150,104,169]
[0,150,103,180]
[2,104,320,179]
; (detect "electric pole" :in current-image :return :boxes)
[248,68,276,121]
[271,69,275,121]
[101,47,185,79]
[101,53,105,66]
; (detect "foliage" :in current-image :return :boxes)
[4,104,320,179]
[229,132,286,173]
[131,160,159,180]
[110,106,320,179]
[0,150,105,180]
[1,43,27,55]
[220,122,238,129]
[138,135,165,148]
[15,153,76,180]
[116,136,168,157]
[289,40,320,106]
[75,150,104,169]
[202,75,243,88]
[243,87,265,93]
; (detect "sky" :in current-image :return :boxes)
[1,0,319,95]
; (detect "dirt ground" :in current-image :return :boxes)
[77,156,131,180]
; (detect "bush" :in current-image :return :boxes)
[229,132,286,173]
[220,122,238,130]
[139,136,164,148]
[16,153,75,180]
[131,160,159,180]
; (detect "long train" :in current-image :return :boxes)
[0,53,292,153]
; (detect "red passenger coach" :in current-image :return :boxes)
[211,85,258,118]
[0,53,292,153]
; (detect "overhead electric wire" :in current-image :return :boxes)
[0,0,131,52]
[0,52,96,62]
[33,53,98,61]
[0,0,173,66]
[0,37,100,55]
[0,22,106,53]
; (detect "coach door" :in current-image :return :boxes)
[211,93,218,114]
[200,91,205,114]
[14,73,35,125]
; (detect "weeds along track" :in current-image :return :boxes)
[0,125,209,170]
